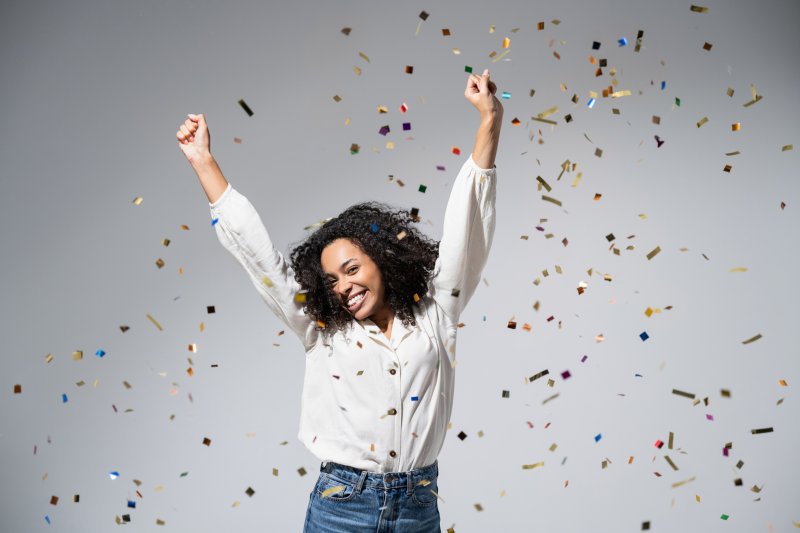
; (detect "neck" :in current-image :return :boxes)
[369,305,394,332]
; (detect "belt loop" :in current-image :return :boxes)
[355,470,368,493]
[407,469,413,495]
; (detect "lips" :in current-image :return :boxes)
[346,291,367,313]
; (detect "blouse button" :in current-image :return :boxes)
[389,369,396,375]
[388,408,397,415]
[389,450,397,458]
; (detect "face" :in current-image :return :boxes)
[320,238,388,321]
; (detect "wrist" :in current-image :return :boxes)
[190,151,216,169]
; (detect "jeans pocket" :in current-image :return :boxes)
[410,477,438,507]
[315,473,358,503]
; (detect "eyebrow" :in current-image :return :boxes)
[326,258,358,278]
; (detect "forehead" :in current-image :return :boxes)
[320,238,367,269]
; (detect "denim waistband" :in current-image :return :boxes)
[320,460,438,492]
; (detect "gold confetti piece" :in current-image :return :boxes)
[741,333,762,344]
[452,48,460,55]
[522,462,545,469]
[725,151,741,156]
[702,42,712,51]
[358,52,370,63]
[123,381,132,389]
[779,379,788,387]
[50,495,59,505]
[332,95,342,103]
[146,314,163,331]
[161,238,170,247]
[671,475,696,488]
[321,485,346,498]
[45,353,54,363]
[690,5,709,13]
[502,37,510,48]
[474,503,483,511]
[155,258,165,269]
[665,455,679,471]
[646,246,661,260]
[781,144,793,151]
[732,122,741,131]
[542,393,560,405]
[492,49,511,63]
[610,90,631,98]
[542,195,562,206]
[405,65,414,74]
[669,432,674,449]
[696,117,709,128]
[13,384,21,394]
[530,116,556,125]
[353,66,361,76]
[750,427,773,434]
[187,367,194,377]
[537,106,558,119]
[536,176,552,192]
[188,343,197,353]
[132,196,144,206]
[549,443,558,452]
[72,350,83,361]
[233,137,242,144]
[743,95,763,107]
[729,267,748,272]
[672,388,696,399]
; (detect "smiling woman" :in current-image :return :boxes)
[176,69,502,532]
[292,203,440,341]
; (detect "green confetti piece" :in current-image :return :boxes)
[720,514,729,520]
[464,65,473,73]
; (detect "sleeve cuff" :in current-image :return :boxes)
[209,182,233,209]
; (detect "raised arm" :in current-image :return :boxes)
[176,113,229,204]
[176,114,317,350]
[429,71,503,322]
[466,69,503,168]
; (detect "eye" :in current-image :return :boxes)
[347,266,358,274]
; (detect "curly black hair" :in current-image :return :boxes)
[288,202,439,336]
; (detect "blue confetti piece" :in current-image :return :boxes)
[411,396,419,401]
[640,331,649,341]
[127,500,136,509]
[587,98,596,109]
[95,349,106,358]
[482,315,487,321]
[109,471,120,480]
[45,516,51,525]
[211,217,219,226]
[618,37,628,46]
[594,433,602,442]
[61,393,68,403]
[370,223,379,233]
[501,91,511,99]
[661,81,666,90]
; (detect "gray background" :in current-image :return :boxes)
[1,0,798,531]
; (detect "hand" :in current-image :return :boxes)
[176,113,212,163]
[464,69,503,119]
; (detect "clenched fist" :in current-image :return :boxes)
[176,113,211,164]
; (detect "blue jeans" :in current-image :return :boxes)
[303,460,441,532]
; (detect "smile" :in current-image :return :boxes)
[346,291,367,312]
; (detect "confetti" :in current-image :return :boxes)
[132,196,143,205]
[321,485,345,498]
[522,462,545,469]
[405,65,414,74]
[238,99,254,116]
[672,389,696,399]
[750,427,773,435]
[146,313,163,331]
[14,384,22,394]
[696,117,709,128]
[690,5,709,13]
[646,246,661,260]
[703,42,712,51]
[741,333,762,344]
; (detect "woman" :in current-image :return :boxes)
[176,69,502,532]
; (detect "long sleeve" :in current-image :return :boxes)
[209,183,318,351]
[428,155,497,322]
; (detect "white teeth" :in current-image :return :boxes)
[347,292,365,306]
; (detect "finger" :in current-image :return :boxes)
[180,124,193,138]
[184,119,198,132]
[487,80,497,94]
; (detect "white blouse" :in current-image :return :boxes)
[209,155,496,473]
